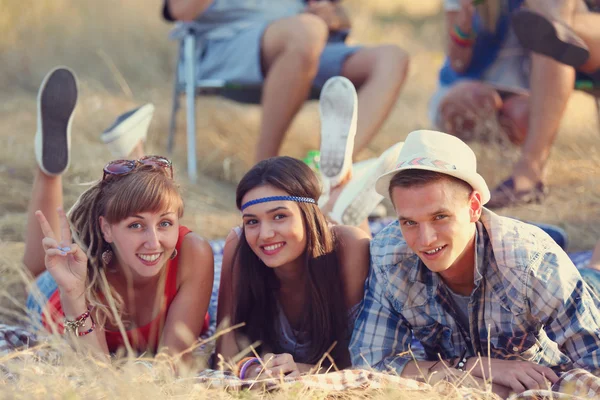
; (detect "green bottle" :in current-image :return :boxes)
[303,150,321,173]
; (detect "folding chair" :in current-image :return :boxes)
[167,22,321,182]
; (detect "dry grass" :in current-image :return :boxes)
[1,0,599,397]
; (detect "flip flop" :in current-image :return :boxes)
[511,8,589,68]
[486,176,548,209]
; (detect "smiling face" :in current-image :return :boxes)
[100,210,180,280]
[241,185,307,270]
[391,178,482,278]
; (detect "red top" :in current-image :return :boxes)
[43,225,209,353]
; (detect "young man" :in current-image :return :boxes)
[349,130,600,397]
[163,0,409,166]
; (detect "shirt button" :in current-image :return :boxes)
[512,346,519,352]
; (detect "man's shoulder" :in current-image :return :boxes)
[482,209,568,276]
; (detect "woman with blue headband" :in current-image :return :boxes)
[215,155,371,378]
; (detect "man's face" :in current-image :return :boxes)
[391,179,481,274]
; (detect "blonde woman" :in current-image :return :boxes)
[24,68,214,360]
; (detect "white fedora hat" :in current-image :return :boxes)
[375,130,491,204]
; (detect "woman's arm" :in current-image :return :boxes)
[215,230,242,363]
[159,232,214,363]
[36,209,110,357]
[446,0,476,73]
[165,0,214,21]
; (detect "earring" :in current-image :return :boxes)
[169,249,178,260]
[101,248,113,266]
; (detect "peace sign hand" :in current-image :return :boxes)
[35,207,88,300]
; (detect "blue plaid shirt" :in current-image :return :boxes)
[350,209,600,374]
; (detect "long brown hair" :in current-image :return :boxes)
[68,165,184,325]
[233,157,350,367]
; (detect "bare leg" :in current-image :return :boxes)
[499,94,530,146]
[23,169,64,278]
[255,15,328,162]
[341,46,409,155]
[511,1,577,191]
[573,13,600,73]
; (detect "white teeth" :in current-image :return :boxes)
[264,243,284,251]
[138,253,161,262]
[424,246,444,255]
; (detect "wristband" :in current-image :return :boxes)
[239,357,261,380]
[450,25,477,48]
[454,349,469,372]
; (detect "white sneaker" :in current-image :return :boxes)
[100,103,155,158]
[34,67,78,176]
[329,142,404,226]
[319,76,358,188]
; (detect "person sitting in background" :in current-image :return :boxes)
[25,67,214,362]
[162,0,409,172]
[350,130,600,398]
[430,0,595,208]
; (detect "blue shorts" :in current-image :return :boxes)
[194,23,361,88]
[26,271,59,324]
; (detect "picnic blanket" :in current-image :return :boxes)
[2,323,599,399]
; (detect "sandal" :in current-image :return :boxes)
[486,177,548,209]
[511,8,589,68]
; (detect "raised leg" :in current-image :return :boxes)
[23,171,64,278]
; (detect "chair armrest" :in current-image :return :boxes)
[168,21,204,41]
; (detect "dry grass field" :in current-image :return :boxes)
[1,0,599,398]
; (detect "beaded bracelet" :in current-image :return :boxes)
[64,306,96,337]
[76,314,96,337]
[239,357,261,380]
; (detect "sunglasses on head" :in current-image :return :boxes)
[102,155,173,181]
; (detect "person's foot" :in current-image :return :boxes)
[329,142,403,226]
[34,67,78,176]
[486,176,548,209]
[100,103,155,159]
[318,76,358,189]
[511,8,589,68]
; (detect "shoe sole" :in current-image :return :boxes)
[512,10,589,68]
[333,143,403,226]
[319,77,357,186]
[39,69,78,175]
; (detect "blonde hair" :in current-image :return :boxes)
[67,165,184,326]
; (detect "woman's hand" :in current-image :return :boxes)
[244,353,301,379]
[35,207,88,299]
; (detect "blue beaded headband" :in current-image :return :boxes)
[241,196,317,211]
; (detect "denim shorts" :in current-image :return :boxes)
[25,271,59,323]
[194,23,361,89]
